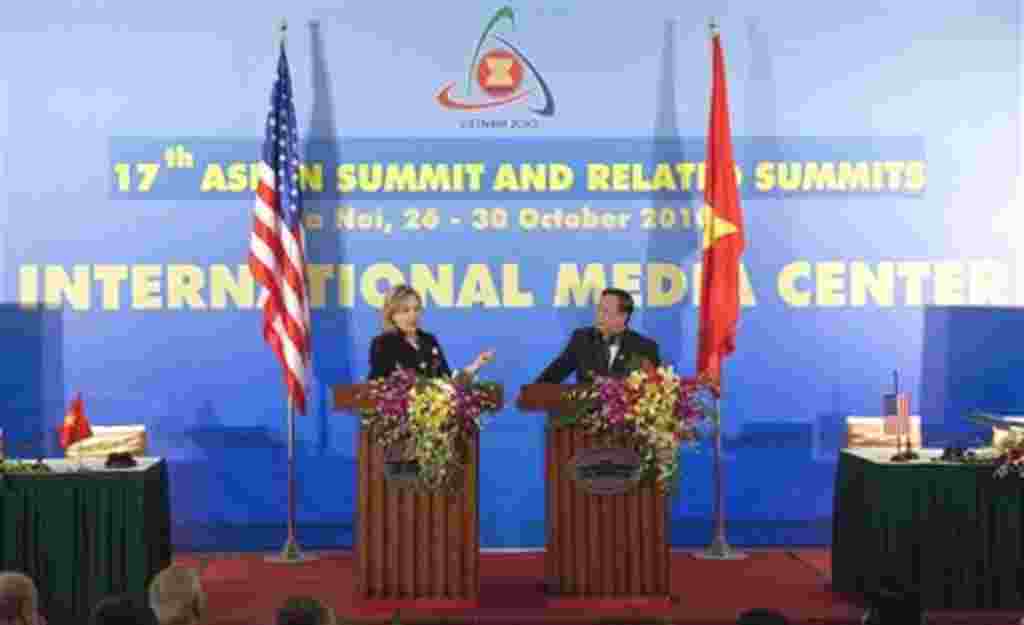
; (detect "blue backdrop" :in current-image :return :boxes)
[0,1,1020,551]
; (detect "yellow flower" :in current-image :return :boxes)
[408,379,458,433]
[627,370,645,389]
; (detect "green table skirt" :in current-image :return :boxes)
[832,451,1024,609]
[0,460,172,624]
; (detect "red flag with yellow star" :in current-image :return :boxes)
[60,392,92,450]
[697,28,745,395]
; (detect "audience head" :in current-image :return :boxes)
[862,579,925,625]
[148,566,204,625]
[91,594,158,625]
[737,608,790,625]
[275,596,333,625]
[381,285,423,335]
[0,572,41,625]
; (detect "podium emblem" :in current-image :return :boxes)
[568,447,642,495]
[382,443,421,486]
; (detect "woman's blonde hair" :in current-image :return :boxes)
[381,285,422,333]
[0,572,37,624]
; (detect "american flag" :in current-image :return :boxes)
[248,43,310,415]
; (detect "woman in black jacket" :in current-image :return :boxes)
[368,285,494,380]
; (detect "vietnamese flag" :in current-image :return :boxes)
[696,27,745,395]
[60,392,92,449]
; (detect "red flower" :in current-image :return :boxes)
[640,359,657,376]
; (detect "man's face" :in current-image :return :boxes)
[596,294,627,335]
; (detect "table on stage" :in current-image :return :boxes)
[0,457,172,624]
[832,448,1024,609]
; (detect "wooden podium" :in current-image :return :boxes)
[518,384,671,605]
[334,383,497,606]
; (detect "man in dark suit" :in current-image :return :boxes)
[535,288,660,384]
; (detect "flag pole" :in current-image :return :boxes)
[694,388,746,559]
[266,351,318,563]
[265,17,317,564]
[694,17,746,560]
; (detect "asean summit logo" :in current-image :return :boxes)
[436,6,555,117]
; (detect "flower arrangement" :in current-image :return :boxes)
[358,367,501,491]
[558,359,715,491]
[992,429,1024,478]
[0,459,51,474]
[939,413,1024,479]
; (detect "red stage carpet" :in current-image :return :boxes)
[173,550,1023,625]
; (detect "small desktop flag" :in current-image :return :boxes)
[883,393,911,436]
[60,392,93,449]
[883,370,910,436]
